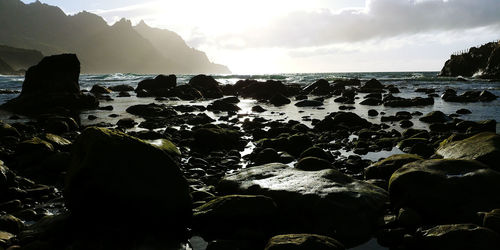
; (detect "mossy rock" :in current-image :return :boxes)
[300,146,331,160]
[218,163,388,247]
[193,195,278,240]
[193,126,243,152]
[0,121,20,138]
[365,154,423,181]
[389,159,500,223]
[397,138,427,149]
[65,127,191,233]
[416,224,500,250]
[265,234,345,250]
[436,132,500,171]
[295,157,332,171]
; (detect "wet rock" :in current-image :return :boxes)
[397,207,422,228]
[98,105,113,111]
[359,79,384,93]
[207,100,240,112]
[193,195,278,240]
[360,98,382,106]
[193,126,243,152]
[117,91,131,97]
[126,103,177,117]
[419,111,451,124]
[234,80,288,100]
[314,112,372,132]
[189,75,223,99]
[270,94,291,106]
[90,85,111,94]
[0,54,98,114]
[65,127,191,233]
[0,214,24,234]
[116,118,137,128]
[255,148,280,165]
[436,132,500,170]
[383,95,434,107]
[415,224,500,250]
[252,105,266,113]
[0,121,20,138]
[365,154,423,181]
[399,120,413,128]
[220,96,240,104]
[265,234,345,250]
[456,109,472,115]
[295,100,323,107]
[481,209,500,234]
[302,79,331,95]
[295,157,332,171]
[218,163,388,247]
[108,84,134,92]
[41,133,71,151]
[136,74,176,96]
[389,159,500,223]
[300,146,331,160]
[368,109,379,117]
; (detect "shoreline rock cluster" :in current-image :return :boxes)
[0,54,499,249]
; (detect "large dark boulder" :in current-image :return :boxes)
[389,159,500,223]
[436,132,500,171]
[314,112,372,131]
[218,163,388,247]
[0,54,98,114]
[234,80,288,100]
[64,127,191,234]
[135,74,176,97]
[188,74,223,99]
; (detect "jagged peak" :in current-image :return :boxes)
[137,20,149,28]
[112,18,133,28]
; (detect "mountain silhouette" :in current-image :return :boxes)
[0,0,230,74]
[0,45,44,74]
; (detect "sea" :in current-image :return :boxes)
[1,72,499,133]
[1,72,499,249]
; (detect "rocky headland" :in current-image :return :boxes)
[440,41,500,79]
[0,54,498,249]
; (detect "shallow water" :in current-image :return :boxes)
[1,71,499,146]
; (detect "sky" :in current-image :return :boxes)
[22,0,500,74]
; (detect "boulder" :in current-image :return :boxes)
[126,103,177,117]
[302,79,331,95]
[90,85,111,94]
[270,94,291,106]
[436,132,500,171]
[108,84,134,92]
[295,157,332,171]
[314,112,372,131]
[358,79,384,93]
[136,74,176,96]
[265,234,345,250]
[64,127,191,233]
[188,75,223,99]
[482,209,500,234]
[295,100,323,107]
[419,111,451,124]
[0,121,20,138]
[389,159,500,223]
[365,154,423,181]
[234,80,288,100]
[0,54,98,114]
[173,84,203,100]
[207,100,240,112]
[218,163,388,247]
[415,224,500,250]
[193,195,278,239]
[193,126,243,152]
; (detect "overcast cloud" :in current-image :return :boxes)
[220,0,500,49]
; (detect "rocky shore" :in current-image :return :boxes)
[0,54,499,249]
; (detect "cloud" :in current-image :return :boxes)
[219,0,500,48]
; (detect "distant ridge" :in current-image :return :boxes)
[0,0,230,74]
[0,45,44,74]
